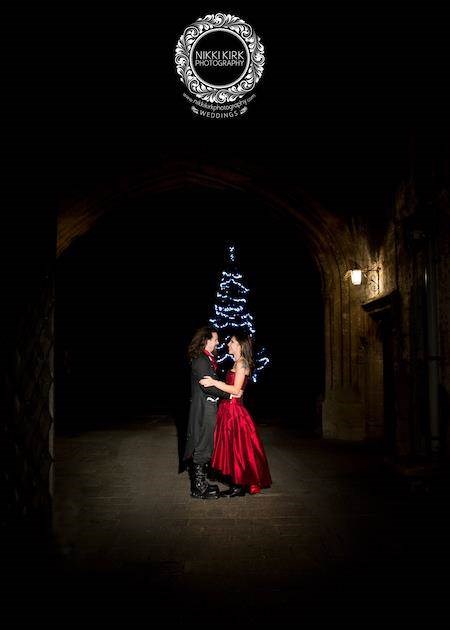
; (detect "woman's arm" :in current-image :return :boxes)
[192,357,230,399]
[199,365,246,396]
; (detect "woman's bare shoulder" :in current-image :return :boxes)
[235,358,250,375]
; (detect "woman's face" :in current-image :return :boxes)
[227,337,241,357]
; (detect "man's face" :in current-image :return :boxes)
[205,332,219,354]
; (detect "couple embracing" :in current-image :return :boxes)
[183,326,272,500]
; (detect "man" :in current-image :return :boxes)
[183,325,240,499]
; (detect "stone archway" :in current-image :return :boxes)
[57,159,385,441]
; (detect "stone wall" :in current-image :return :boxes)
[1,198,55,532]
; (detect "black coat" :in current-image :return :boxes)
[183,354,229,461]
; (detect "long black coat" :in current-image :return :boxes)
[183,354,229,461]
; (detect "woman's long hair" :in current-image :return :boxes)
[188,326,217,360]
[233,331,255,374]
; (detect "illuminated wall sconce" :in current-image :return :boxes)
[349,269,362,285]
[345,264,381,291]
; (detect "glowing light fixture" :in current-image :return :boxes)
[350,269,362,285]
[345,263,381,292]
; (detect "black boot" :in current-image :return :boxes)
[220,484,246,498]
[190,462,220,499]
[204,461,218,482]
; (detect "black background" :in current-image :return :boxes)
[4,1,449,432]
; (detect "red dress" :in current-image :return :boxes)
[211,371,272,492]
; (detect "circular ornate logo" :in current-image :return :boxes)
[175,13,265,104]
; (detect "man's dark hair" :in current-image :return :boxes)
[188,326,218,360]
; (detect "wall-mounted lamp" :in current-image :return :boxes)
[349,269,362,285]
[345,265,381,291]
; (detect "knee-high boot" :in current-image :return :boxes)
[190,462,220,499]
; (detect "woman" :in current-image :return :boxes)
[199,332,272,497]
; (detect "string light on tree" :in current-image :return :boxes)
[209,242,270,382]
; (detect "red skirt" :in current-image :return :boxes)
[211,399,272,489]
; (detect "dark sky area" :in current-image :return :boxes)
[4,1,449,431]
[5,1,448,186]
[57,186,323,429]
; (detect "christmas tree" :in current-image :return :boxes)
[209,243,270,382]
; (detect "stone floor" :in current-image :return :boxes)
[8,416,450,624]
